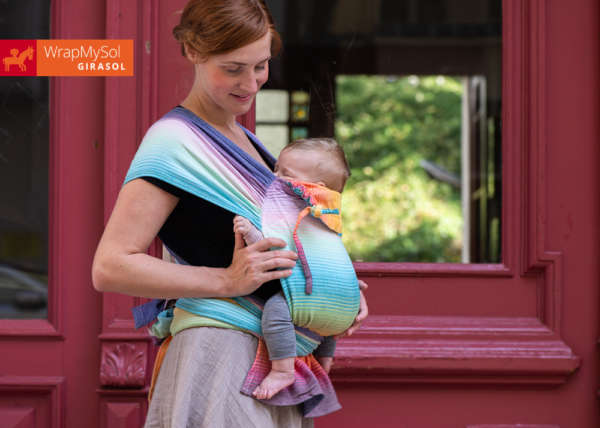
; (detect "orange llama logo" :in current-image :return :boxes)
[2,46,34,72]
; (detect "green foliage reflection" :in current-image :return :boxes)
[336,75,463,262]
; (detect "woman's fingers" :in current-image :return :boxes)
[226,235,298,295]
[261,269,294,282]
[355,289,368,322]
[345,290,369,335]
[247,239,297,266]
[257,256,297,271]
[249,237,289,252]
[261,249,298,262]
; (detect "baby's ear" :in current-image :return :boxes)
[316,181,327,188]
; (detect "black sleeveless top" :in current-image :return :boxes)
[140,136,280,300]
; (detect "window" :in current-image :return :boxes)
[0,0,51,318]
[260,0,501,263]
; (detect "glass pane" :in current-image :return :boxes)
[264,0,502,263]
[291,127,308,141]
[256,89,289,123]
[291,91,309,122]
[255,125,289,157]
[0,0,50,318]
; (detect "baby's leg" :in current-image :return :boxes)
[314,336,337,373]
[254,292,296,400]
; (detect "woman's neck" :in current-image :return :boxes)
[180,93,237,132]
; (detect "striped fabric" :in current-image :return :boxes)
[124,106,359,416]
[261,179,359,336]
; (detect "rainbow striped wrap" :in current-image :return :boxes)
[125,106,359,417]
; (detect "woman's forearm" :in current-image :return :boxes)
[92,251,232,299]
[92,180,237,299]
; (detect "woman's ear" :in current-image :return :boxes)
[184,43,200,64]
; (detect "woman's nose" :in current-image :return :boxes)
[239,70,259,93]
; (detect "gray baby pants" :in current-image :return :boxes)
[262,291,337,360]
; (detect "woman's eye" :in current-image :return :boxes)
[225,68,241,74]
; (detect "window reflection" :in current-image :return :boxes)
[0,0,50,318]
[259,0,501,263]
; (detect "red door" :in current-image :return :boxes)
[0,1,107,427]
[1,1,597,428]
[100,1,598,426]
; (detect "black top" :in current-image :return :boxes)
[140,138,280,301]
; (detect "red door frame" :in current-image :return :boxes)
[3,0,596,427]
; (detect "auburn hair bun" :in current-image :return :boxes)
[173,0,281,59]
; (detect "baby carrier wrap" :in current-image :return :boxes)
[125,106,359,417]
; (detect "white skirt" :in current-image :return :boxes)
[144,327,314,428]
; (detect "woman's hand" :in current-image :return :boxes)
[224,232,298,297]
[334,280,369,339]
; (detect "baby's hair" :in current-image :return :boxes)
[281,138,351,190]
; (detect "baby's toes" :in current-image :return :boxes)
[253,385,265,399]
[265,387,276,400]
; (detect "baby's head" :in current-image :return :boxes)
[274,138,351,193]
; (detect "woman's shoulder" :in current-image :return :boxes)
[124,108,212,188]
[143,110,194,142]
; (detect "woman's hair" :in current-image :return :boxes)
[282,138,352,191]
[173,0,281,59]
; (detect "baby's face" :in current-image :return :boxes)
[275,148,328,188]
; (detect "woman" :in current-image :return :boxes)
[92,0,367,426]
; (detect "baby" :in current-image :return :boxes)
[233,138,353,400]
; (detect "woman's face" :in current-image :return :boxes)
[193,32,271,117]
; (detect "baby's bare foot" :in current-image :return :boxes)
[252,369,295,400]
[317,357,333,373]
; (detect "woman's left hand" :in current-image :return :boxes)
[334,280,369,339]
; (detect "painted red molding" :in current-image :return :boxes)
[331,315,578,385]
[0,74,67,339]
[98,389,149,397]
[101,0,162,335]
[2,408,35,428]
[467,425,559,428]
[104,402,143,428]
[354,262,512,277]
[98,392,148,428]
[100,342,147,388]
[98,0,158,412]
[517,0,564,335]
[0,377,65,428]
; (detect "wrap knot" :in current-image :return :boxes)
[310,205,323,218]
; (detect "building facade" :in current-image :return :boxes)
[0,1,598,427]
